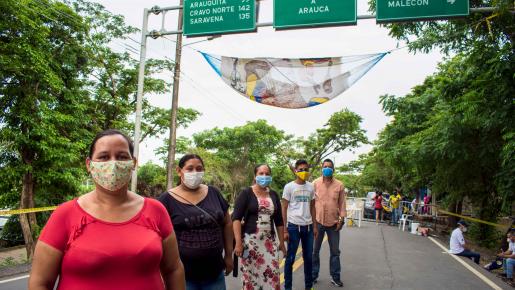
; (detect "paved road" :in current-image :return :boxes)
[0,222,509,290]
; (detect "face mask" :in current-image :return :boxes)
[183,171,204,189]
[89,160,134,191]
[322,167,333,177]
[256,175,272,187]
[461,227,468,233]
[296,171,309,181]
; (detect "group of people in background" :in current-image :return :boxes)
[28,129,348,290]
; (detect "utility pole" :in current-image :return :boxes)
[166,0,184,189]
[131,8,149,192]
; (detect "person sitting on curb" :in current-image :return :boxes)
[497,230,515,287]
[449,220,481,264]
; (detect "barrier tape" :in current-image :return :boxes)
[0,206,57,216]
[436,209,506,229]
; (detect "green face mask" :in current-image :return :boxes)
[89,160,134,191]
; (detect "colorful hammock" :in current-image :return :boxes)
[201,52,386,109]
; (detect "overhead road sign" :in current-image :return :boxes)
[376,0,469,22]
[184,0,256,36]
[274,0,357,29]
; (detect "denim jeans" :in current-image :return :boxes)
[186,271,226,290]
[456,249,481,264]
[284,222,314,290]
[391,208,398,224]
[312,223,341,281]
[504,258,515,278]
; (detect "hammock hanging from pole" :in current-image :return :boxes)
[201,52,386,109]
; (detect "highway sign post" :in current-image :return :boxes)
[183,0,256,36]
[376,0,469,22]
[274,0,357,29]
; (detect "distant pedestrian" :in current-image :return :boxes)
[232,164,286,290]
[374,191,383,225]
[29,129,185,290]
[312,159,345,287]
[158,154,233,290]
[282,159,318,290]
[497,230,515,286]
[390,190,401,225]
[449,220,481,264]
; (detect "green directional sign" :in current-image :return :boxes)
[274,0,357,29]
[376,0,469,22]
[184,0,256,36]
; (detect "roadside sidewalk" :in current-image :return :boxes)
[0,246,30,279]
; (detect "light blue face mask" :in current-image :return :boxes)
[256,175,272,187]
[322,167,334,177]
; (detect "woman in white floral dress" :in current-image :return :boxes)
[233,164,287,290]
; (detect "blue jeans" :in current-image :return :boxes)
[504,258,515,278]
[284,222,314,290]
[186,271,226,290]
[312,223,341,281]
[456,249,481,264]
[391,207,401,224]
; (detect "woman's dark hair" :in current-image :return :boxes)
[89,129,134,158]
[178,154,204,168]
[295,159,309,169]
[254,164,272,176]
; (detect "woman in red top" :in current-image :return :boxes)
[29,129,185,290]
[374,191,384,225]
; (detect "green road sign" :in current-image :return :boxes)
[184,0,256,36]
[274,0,357,29]
[376,0,469,22]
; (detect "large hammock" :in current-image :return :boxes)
[201,52,386,109]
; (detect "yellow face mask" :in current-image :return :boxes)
[296,171,310,181]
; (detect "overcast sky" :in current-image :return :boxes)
[94,0,443,167]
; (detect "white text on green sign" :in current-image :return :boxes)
[184,0,256,36]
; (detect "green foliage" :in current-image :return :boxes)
[360,2,514,246]
[137,162,167,197]
[302,109,369,171]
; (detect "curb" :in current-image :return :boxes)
[0,263,31,280]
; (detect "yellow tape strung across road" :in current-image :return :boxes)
[0,206,57,216]
[437,209,505,229]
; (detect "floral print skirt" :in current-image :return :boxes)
[241,229,280,290]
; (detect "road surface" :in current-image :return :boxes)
[0,221,509,290]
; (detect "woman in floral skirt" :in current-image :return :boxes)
[232,164,286,290]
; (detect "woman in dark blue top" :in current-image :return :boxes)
[158,154,233,290]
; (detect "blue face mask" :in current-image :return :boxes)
[322,167,334,177]
[256,175,272,187]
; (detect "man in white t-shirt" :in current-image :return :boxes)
[282,159,318,290]
[449,220,480,264]
[497,230,515,286]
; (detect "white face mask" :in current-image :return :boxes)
[183,171,204,189]
[461,227,468,233]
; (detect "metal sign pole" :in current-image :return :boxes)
[131,8,149,192]
[166,0,184,189]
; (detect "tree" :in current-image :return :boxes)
[0,0,93,258]
[302,109,369,171]
[137,162,167,197]
[0,0,201,257]
[191,120,292,202]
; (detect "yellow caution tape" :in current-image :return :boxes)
[437,209,506,229]
[0,206,57,216]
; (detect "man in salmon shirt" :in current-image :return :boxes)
[311,159,346,287]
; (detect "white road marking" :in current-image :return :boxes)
[428,237,503,290]
[0,274,29,284]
